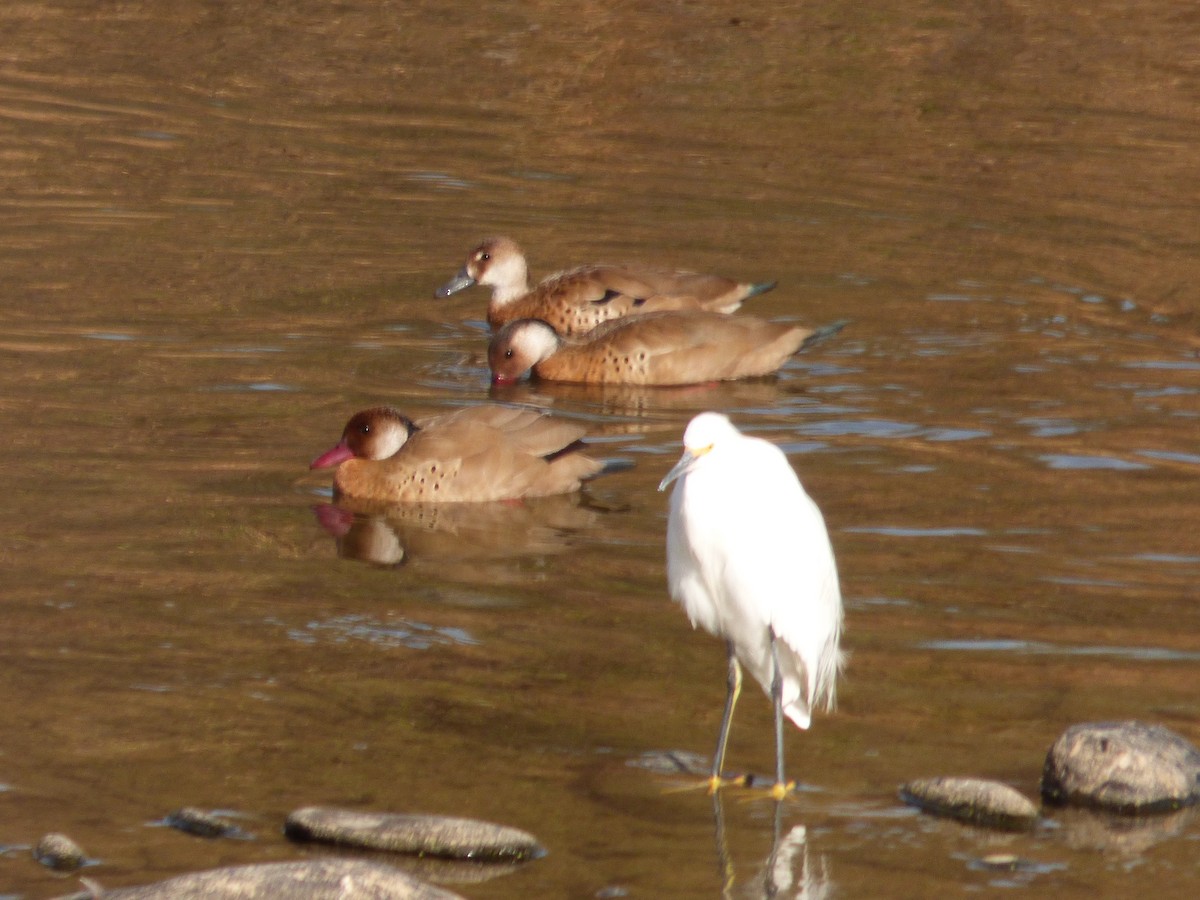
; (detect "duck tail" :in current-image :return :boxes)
[743,280,778,300]
[799,318,849,352]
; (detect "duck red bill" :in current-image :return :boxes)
[310,440,354,469]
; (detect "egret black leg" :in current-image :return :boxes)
[769,628,793,799]
[710,640,742,791]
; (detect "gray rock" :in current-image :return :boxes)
[899,776,1039,831]
[54,859,462,899]
[285,806,544,862]
[33,832,88,871]
[1041,721,1200,814]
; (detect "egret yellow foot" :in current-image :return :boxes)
[709,773,748,794]
[661,772,745,796]
[727,773,796,801]
[768,779,796,802]
[664,770,795,798]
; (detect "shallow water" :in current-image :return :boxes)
[1,2,1198,897]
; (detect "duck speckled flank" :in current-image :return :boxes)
[310,405,606,502]
[437,236,776,335]
[488,312,816,386]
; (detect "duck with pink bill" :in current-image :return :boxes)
[310,405,610,503]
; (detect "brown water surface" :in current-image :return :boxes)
[1,2,1198,898]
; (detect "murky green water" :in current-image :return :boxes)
[2,2,1198,897]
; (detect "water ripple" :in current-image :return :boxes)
[279,614,479,650]
[1137,449,1200,466]
[1039,454,1151,471]
[1122,359,1200,371]
[1128,553,1200,564]
[846,526,986,538]
[922,639,1200,662]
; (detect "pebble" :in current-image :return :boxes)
[1041,720,1200,813]
[51,859,462,899]
[285,806,545,861]
[33,832,88,871]
[899,776,1039,831]
[976,853,1021,871]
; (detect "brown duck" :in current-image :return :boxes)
[487,312,819,386]
[436,236,776,335]
[310,405,605,502]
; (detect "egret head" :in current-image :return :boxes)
[657,412,736,491]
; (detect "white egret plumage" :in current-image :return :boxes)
[658,412,844,797]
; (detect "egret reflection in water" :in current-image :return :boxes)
[712,793,834,900]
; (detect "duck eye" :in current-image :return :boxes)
[480,252,490,261]
[505,349,514,359]
[358,424,371,435]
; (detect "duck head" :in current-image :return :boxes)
[436,236,529,302]
[487,318,562,385]
[310,407,418,469]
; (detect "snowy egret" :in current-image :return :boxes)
[436,236,776,334]
[658,412,843,797]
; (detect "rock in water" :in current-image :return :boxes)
[899,777,1039,831]
[164,807,251,839]
[55,859,462,899]
[285,807,545,861]
[33,833,88,871]
[1041,721,1200,813]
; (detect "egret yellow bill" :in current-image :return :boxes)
[658,412,844,798]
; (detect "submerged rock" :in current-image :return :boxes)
[285,807,544,862]
[1041,721,1200,814]
[33,832,88,871]
[899,776,1039,831]
[53,859,462,899]
[629,749,710,776]
[164,806,251,840]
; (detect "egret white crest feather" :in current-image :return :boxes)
[658,412,843,794]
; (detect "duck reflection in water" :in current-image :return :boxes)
[488,377,803,434]
[311,493,606,583]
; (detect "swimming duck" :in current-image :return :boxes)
[436,237,776,335]
[487,312,816,386]
[310,405,605,502]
